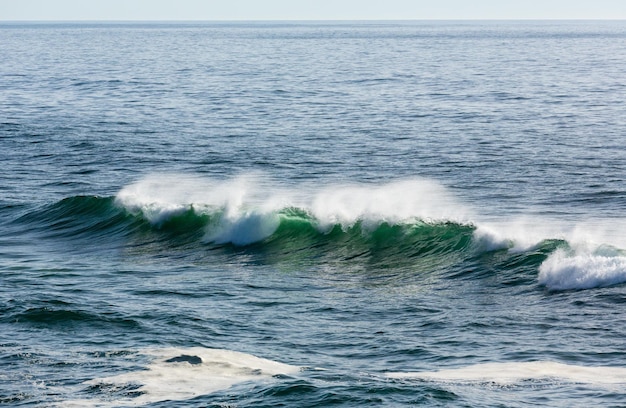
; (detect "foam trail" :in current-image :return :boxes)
[65,347,299,407]
[474,217,626,253]
[387,361,626,386]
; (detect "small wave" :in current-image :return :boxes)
[120,202,477,265]
[387,361,626,387]
[13,195,136,240]
[66,347,299,407]
[11,306,140,329]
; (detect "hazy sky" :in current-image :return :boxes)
[1,0,625,21]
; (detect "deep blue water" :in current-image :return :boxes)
[2,21,626,407]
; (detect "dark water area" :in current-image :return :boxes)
[2,21,626,406]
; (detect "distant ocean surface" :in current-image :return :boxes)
[2,21,626,407]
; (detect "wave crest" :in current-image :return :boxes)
[114,174,474,247]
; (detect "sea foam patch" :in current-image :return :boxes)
[387,361,626,387]
[67,347,299,407]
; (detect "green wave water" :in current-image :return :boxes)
[10,189,626,293]
[10,194,564,278]
[15,195,471,252]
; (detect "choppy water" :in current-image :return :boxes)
[2,21,626,407]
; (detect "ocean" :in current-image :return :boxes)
[2,20,626,407]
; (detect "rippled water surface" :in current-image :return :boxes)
[2,21,626,407]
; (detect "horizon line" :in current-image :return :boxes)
[1,18,625,23]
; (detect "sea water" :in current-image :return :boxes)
[1,21,626,407]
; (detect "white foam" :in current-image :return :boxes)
[387,361,626,386]
[471,224,512,252]
[68,347,299,407]
[472,218,626,290]
[115,174,285,244]
[538,249,626,290]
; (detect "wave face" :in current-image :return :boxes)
[8,174,626,291]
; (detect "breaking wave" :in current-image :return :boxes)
[10,174,626,291]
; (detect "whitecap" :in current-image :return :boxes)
[538,249,626,290]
